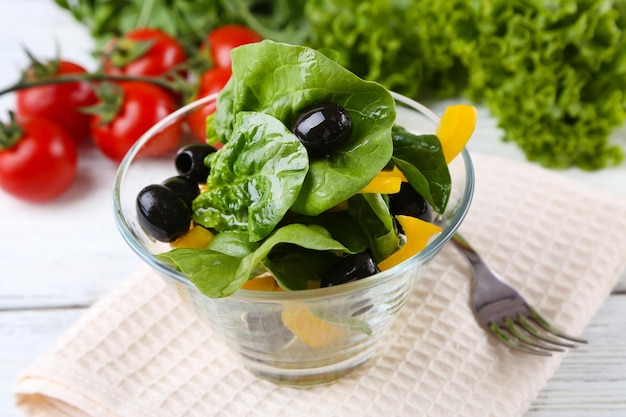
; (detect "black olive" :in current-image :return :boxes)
[136,184,191,242]
[175,144,216,182]
[320,252,380,288]
[388,182,433,223]
[292,102,352,159]
[162,176,200,210]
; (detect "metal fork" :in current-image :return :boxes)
[450,233,587,356]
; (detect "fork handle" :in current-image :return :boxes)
[450,233,513,295]
[450,233,481,265]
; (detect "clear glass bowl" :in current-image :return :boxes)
[113,92,474,386]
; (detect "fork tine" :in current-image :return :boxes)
[503,317,565,353]
[488,322,552,357]
[517,314,579,349]
[528,307,588,344]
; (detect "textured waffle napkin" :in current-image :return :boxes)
[14,153,626,417]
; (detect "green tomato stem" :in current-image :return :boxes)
[0,112,24,151]
[0,72,177,97]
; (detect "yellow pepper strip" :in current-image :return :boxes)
[435,104,477,164]
[241,274,283,291]
[378,215,442,271]
[281,305,344,347]
[359,175,402,194]
[359,166,408,194]
[171,225,214,249]
[376,166,408,181]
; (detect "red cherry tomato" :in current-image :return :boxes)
[90,82,182,162]
[16,60,97,143]
[205,25,263,68]
[0,117,78,203]
[103,28,187,77]
[187,67,231,142]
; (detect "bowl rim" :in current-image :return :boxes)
[113,92,475,301]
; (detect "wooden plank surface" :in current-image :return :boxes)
[0,1,625,416]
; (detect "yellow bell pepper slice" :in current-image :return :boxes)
[359,166,407,194]
[376,166,408,181]
[378,215,442,271]
[435,104,477,164]
[281,305,344,348]
[359,175,402,194]
[171,225,214,249]
[241,274,283,291]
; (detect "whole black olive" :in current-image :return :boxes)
[292,102,352,159]
[136,184,191,242]
[388,182,433,223]
[162,176,200,209]
[175,144,216,182]
[320,253,380,288]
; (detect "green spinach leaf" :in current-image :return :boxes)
[265,248,341,290]
[294,211,370,253]
[347,193,399,263]
[391,125,451,213]
[157,249,243,298]
[207,230,259,257]
[193,111,309,242]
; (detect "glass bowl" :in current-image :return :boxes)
[113,92,474,386]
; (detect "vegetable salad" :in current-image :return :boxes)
[139,41,475,298]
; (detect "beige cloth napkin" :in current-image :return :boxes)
[14,153,626,417]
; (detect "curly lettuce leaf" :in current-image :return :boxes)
[304,0,464,99]
[442,0,626,169]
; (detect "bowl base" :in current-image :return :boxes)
[240,345,375,386]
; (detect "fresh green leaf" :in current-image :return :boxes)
[347,193,399,263]
[192,111,309,242]
[157,249,243,298]
[207,230,259,257]
[265,248,341,290]
[391,125,451,213]
[295,211,370,253]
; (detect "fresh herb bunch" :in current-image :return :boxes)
[53,0,310,48]
[55,0,626,169]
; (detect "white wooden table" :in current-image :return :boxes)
[1,1,625,415]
